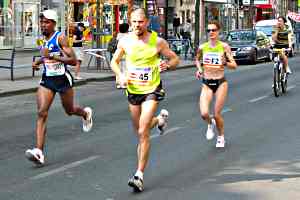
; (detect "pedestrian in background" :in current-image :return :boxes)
[72,22,85,80]
[295,22,300,51]
[115,23,129,89]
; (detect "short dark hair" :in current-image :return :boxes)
[119,23,129,33]
[208,20,221,30]
[277,16,287,23]
[78,23,85,28]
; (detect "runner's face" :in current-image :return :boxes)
[207,24,219,40]
[277,18,284,28]
[40,17,55,37]
[130,13,148,37]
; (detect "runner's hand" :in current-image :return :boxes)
[32,61,40,71]
[119,74,127,86]
[40,47,50,58]
[195,70,203,79]
[159,60,170,72]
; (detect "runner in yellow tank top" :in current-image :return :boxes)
[110,8,179,192]
[195,20,237,148]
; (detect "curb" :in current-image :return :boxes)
[0,64,195,97]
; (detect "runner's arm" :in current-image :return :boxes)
[158,38,179,70]
[223,43,237,69]
[272,27,279,43]
[288,32,292,48]
[195,45,203,73]
[50,34,77,66]
[110,42,125,78]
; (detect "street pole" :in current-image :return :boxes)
[165,0,168,39]
[96,0,102,68]
[250,0,254,28]
[194,0,200,50]
[236,0,239,29]
[226,0,229,33]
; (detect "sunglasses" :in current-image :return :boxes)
[207,29,218,33]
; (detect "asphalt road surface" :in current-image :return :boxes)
[0,57,299,200]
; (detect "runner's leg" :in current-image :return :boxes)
[129,100,158,172]
[128,104,141,158]
[214,82,228,136]
[59,88,87,119]
[199,85,214,124]
[36,86,56,150]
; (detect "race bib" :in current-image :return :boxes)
[44,59,65,76]
[127,66,152,85]
[203,52,223,68]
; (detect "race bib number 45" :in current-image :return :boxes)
[127,66,152,85]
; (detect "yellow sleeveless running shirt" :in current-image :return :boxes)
[125,31,160,94]
[202,41,225,69]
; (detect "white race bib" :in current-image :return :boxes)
[203,52,222,66]
[127,66,152,85]
[44,59,65,76]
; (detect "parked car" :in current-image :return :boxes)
[254,19,295,57]
[226,29,271,64]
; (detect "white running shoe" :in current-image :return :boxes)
[25,148,45,166]
[82,107,93,132]
[128,175,144,192]
[157,109,169,134]
[216,136,225,148]
[286,65,292,74]
[206,118,216,140]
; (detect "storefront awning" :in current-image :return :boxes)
[256,4,272,9]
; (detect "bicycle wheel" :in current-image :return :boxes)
[281,71,287,94]
[273,65,280,97]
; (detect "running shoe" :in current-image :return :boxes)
[75,76,83,80]
[157,109,169,134]
[128,175,144,192]
[25,148,45,166]
[216,136,225,148]
[82,107,93,132]
[286,65,292,74]
[206,118,216,140]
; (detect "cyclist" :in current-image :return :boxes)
[195,20,237,148]
[111,8,179,192]
[272,16,292,74]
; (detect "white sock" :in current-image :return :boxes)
[135,170,144,180]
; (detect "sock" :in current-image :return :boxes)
[135,170,144,180]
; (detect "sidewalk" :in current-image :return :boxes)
[0,50,195,97]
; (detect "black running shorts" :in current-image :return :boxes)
[39,71,74,93]
[127,82,165,105]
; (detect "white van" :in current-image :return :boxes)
[254,19,295,57]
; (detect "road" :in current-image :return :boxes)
[0,57,299,200]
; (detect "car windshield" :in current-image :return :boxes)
[255,26,273,36]
[227,31,255,42]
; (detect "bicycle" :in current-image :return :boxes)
[271,48,290,97]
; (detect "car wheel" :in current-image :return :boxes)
[251,50,257,64]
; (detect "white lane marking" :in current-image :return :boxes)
[249,95,268,103]
[150,126,184,139]
[287,85,296,91]
[30,155,99,180]
[221,108,232,114]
